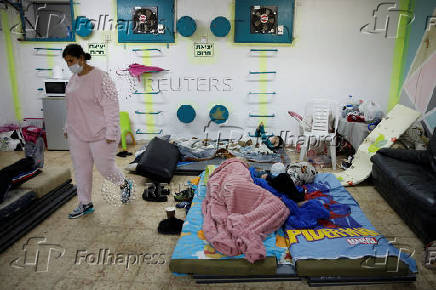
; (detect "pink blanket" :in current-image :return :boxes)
[202,158,290,263]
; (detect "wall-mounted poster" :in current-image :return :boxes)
[88,43,107,56]
[194,43,214,57]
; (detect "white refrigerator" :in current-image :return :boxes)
[42,97,69,150]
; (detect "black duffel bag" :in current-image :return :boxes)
[136,137,180,183]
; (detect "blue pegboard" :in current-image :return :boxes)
[117,0,175,43]
[234,0,294,43]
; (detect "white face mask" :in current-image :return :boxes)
[68,63,83,74]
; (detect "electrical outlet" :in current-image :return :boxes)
[158,24,164,34]
[277,25,284,35]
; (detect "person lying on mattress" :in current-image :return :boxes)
[249,161,330,229]
[252,162,306,205]
[202,157,290,263]
[254,122,284,152]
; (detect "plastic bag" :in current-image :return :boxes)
[359,100,384,122]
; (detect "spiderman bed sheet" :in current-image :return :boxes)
[282,173,417,277]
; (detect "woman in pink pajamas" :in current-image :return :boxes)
[62,44,132,219]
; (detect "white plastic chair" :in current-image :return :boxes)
[299,99,339,169]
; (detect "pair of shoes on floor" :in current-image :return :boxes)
[142,183,168,202]
[157,217,184,235]
[68,202,94,219]
[174,187,195,202]
[121,178,133,204]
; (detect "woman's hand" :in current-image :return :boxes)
[106,139,115,144]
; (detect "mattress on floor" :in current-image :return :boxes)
[0,189,36,221]
[169,167,289,276]
[285,173,417,277]
[20,167,72,198]
[174,151,291,176]
[0,163,71,221]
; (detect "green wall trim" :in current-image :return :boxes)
[1,10,21,120]
[388,0,415,111]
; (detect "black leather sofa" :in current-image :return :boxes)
[371,130,436,244]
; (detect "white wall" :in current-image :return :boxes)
[0,9,18,125]
[0,0,396,140]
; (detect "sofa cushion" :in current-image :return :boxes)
[371,153,436,211]
[20,167,71,198]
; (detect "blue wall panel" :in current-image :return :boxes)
[117,0,175,43]
[234,0,294,43]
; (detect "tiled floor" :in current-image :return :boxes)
[0,146,435,289]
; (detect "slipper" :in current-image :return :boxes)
[145,183,170,196]
[143,194,168,202]
[157,217,184,235]
[142,187,168,202]
[117,151,133,157]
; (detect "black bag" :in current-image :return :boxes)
[136,137,180,183]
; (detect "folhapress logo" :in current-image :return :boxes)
[9,237,65,272]
[361,236,415,273]
[361,2,415,39]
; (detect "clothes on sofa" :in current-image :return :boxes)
[202,158,289,263]
[371,129,436,244]
[377,129,436,173]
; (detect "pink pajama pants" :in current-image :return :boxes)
[68,131,124,204]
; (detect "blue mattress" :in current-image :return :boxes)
[170,167,289,275]
[285,173,417,275]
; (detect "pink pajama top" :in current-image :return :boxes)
[65,68,120,142]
